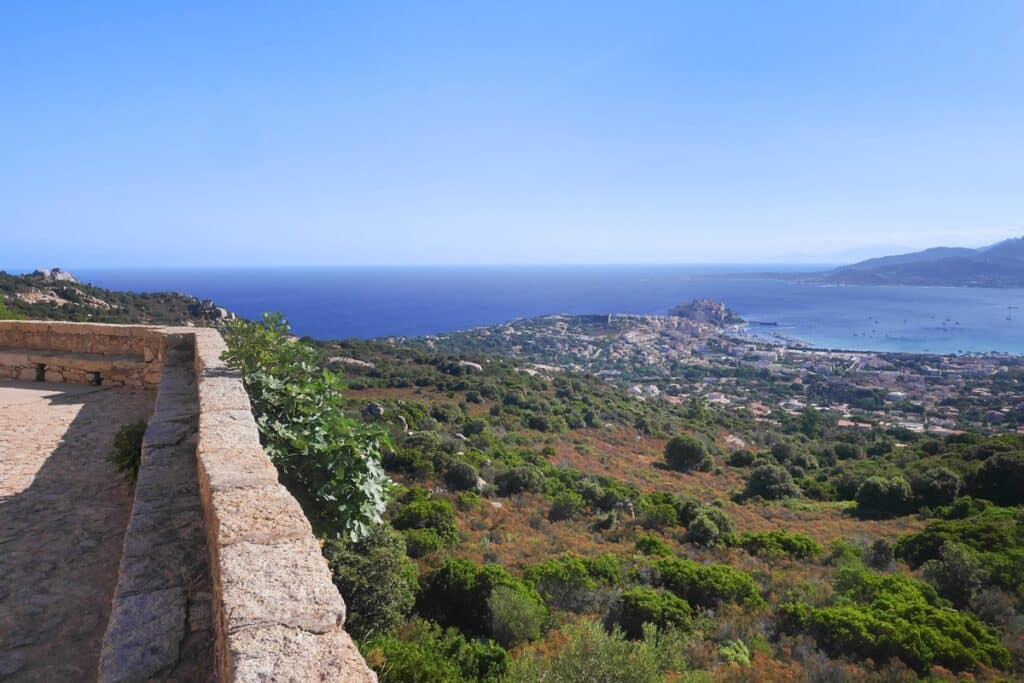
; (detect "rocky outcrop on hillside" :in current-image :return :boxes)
[0,268,236,326]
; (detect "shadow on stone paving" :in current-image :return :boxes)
[0,383,151,681]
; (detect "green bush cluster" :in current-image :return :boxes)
[391,488,460,557]
[663,435,713,472]
[604,587,692,639]
[742,463,801,500]
[895,504,1024,602]
[652,558,765,609]
[324,524,418,641]
[524,553,622,613]
[637,492,736,545]
[778,568,1010,673]
[548,490,586,521]
[635,534,672,557]
[417,558,548,648]
[363,618,508,682]
[853,475,914,519]
[503,620,694,683]
[740,529,822,561]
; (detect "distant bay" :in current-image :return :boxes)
[75,266,1024,355]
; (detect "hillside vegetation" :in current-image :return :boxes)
[221,316,1023,682]
[0,269,229,325]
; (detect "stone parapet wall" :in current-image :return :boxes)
[0,321,164,386]
[192,329,375,682]
[0,321,374,682]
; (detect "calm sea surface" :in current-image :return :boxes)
[75,266,1024,355]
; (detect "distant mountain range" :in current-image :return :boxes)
[816,237,1024,288]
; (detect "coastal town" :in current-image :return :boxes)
[412,300,1024,437]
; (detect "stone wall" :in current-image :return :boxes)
[0,321,163,386]
[0,321,375,682]
[192,329,375,681]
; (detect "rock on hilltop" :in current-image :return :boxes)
[667,299,744,326]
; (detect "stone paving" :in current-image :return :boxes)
[0,381,154,682]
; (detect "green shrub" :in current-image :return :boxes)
[108,420,147,482]
[445,462,480,491]
[496,466,545,495]
[503,620,692,683]
[417,558,547,645]
[403,528,447,558]
[921,542,987,608]
[487,584,547,647]
[864,538,894,569]
[653,558,765,609]
[548,490,586,521]
[456,491,482,510]
[778,568,1010,673]
[223,314,391,541]
[854,475,914,519]
[727,449,755,467]
[324,524,417,640]
[910,466,961,507]
[740,529,822,561]
[664,435,712,472]
[603,587,692,639]
[717,639,750,667]
[392,495,460,544]
[524,554,621,613]
[640,503,680,530]
[742,463,801,500]
[363,618,508,682]
[974,452,1024,505]
[635,534,672,557]
[687,512,723,547]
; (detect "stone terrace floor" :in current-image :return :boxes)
[0,381,154,682]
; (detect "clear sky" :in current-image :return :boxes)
[2,2,1022,268]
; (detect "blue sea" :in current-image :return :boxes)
[74,266,1024,355]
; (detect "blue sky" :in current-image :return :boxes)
[2,2,1022,268]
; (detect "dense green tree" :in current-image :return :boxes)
[740,529,822,561]
[444,462,480,491]
[603,587,692,639]
[496,466,546,495]
[664,435,712,472]
[487,585,547,647]
[910,466,961,507]
[635,534,672,557]
[392,495,460,544]
[325,524,418,641]
[854,476,914,518]
[417,558,547,646]
[974,452,1024,505]
[742,463,801,500]
[921,542,988,608]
